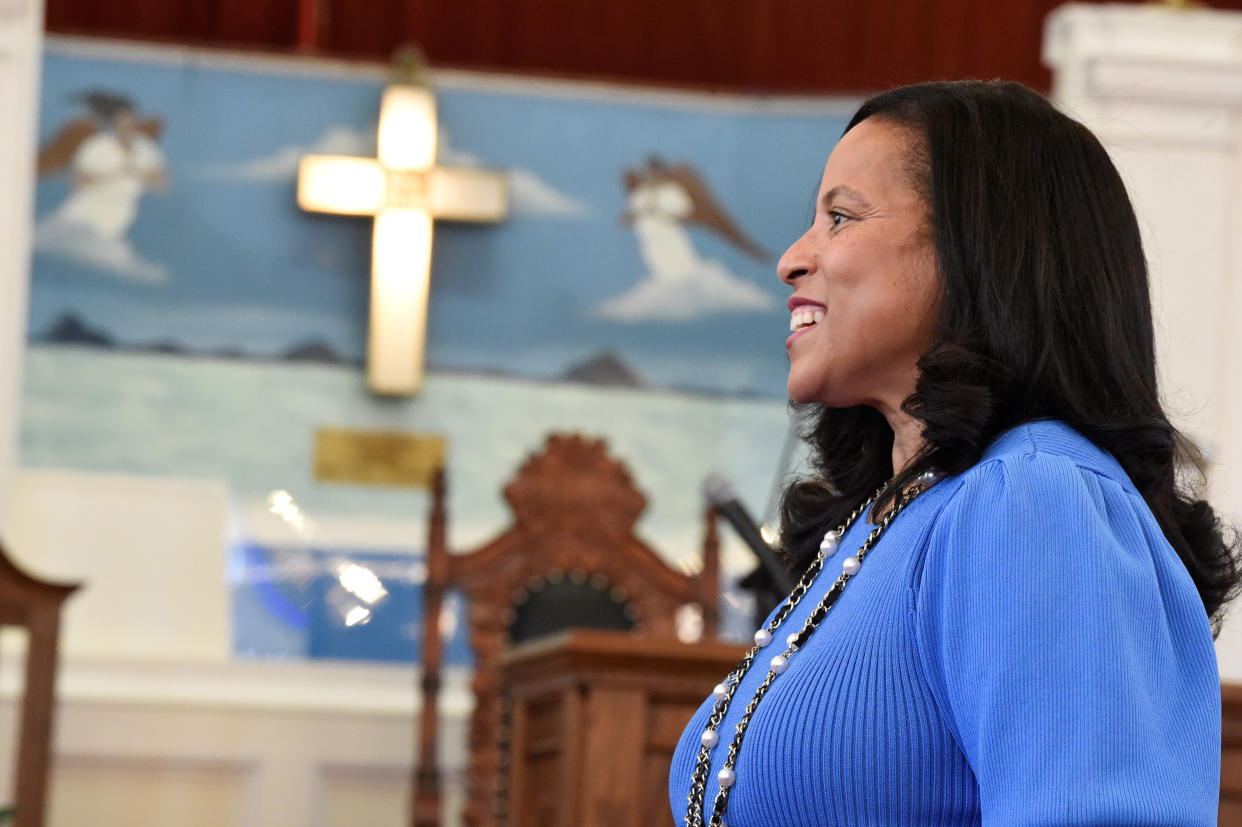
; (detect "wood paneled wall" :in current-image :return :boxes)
[45,0,1242,94]
[45,0,301,50]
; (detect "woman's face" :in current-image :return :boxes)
[778,118,940,415]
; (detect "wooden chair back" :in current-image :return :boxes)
[0,544,78,827]
[412,433,719,826]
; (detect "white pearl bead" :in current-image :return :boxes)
[753,628,772,648]
[819,530,840,553]
[718,767,736,788]
[918,470,938,484]
[700,728,718,748]
[769,654,788,674]
[712,683,729,702]
[842,556,861,575]
[785,631,800,648]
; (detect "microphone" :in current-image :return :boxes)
[702,473,795,594]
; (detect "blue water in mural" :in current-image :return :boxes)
[20,345,793,538]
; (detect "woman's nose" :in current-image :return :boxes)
[778,232,815,286]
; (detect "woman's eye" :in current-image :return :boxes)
[829,210,850,227]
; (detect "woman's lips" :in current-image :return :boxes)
[787,296,826,311]
[786,298,826,350]
[786,323,816,349]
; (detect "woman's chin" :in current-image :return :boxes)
[787,377,857,408]
[786,377,822,405]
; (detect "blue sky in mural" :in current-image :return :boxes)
[30,48,854,397]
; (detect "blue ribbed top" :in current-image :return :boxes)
[669,421,1220,825]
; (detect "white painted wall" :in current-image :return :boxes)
[0,0,41,537]
[0,466,480,823]
[0,656,473,827]
[9,470,233,661]
[1044,3,1242,677]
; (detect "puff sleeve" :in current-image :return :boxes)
[915,452,1219,825]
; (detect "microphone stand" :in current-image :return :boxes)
[702,473,795,627]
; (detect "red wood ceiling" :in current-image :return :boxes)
[42,0,1242,94]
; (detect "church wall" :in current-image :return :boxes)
[18,36,853,670]
[9,37,864,822]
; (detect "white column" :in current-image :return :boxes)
[0,0,42,538]
[1044,3,1242,676]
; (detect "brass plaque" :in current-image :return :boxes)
[314,428,446,488]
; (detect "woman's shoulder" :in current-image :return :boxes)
[910,431,1219,825]
[914,419,1209,639]
[921,418,1151,550]
[943,418,1135,500]
[979,419,1126,476]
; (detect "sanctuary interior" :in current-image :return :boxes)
[3,2,1242,826]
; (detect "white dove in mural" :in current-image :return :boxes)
[34,89,169,282]
[595,157,774,321]
[40,90,167,239]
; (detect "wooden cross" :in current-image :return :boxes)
[297,76,507,395]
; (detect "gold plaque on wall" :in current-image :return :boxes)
[313,428,446,488]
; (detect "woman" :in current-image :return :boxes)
[669,81,1238,826]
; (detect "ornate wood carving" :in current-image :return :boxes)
[414,433,719,826]
[0,544,79,827]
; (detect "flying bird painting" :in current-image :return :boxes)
[34,89,169,282]
[595,157,775,321]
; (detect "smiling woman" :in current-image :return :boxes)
[779,118,940,472]
[669,80,1239,826]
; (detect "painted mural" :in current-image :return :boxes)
[23,39,855,660]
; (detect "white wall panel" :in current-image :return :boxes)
[1045,3,1242,676]
[0,0,41,535]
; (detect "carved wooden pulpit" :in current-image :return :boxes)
[501,629,746,826]
[414,434,722,826]
[0,544,79,827]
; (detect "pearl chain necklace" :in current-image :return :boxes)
[684,471,939,827]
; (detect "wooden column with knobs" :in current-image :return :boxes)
[412,467,447,827]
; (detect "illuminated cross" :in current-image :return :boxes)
[297,73,507,396]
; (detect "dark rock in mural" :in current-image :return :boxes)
[143,339,187,355]
[39,312,115,347]
[562,351,644,388]
[282,340,348,364]
[32,311,365,366]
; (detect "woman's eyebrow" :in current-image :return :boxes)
[821,184,868,209]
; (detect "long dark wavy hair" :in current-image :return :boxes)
[778,80,1239,633]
